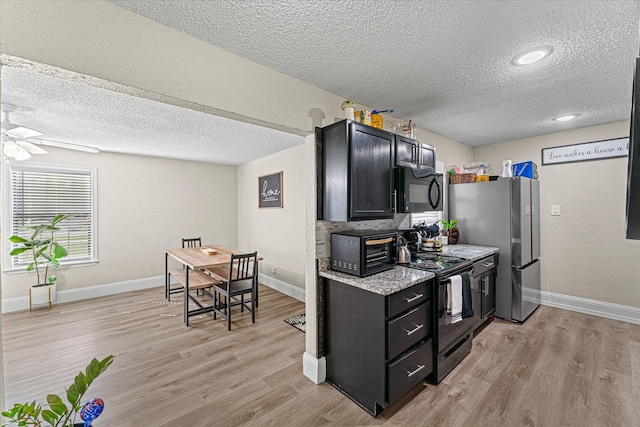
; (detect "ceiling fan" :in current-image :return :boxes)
[1,102,100,160]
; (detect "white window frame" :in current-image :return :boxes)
[3,161,98,273]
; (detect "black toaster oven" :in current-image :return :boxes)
[330,230,397,277]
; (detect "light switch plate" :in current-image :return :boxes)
[551,205,560,216]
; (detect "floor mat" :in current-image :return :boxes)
[284,313,305,333]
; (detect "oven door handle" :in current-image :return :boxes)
[365,237,393,246]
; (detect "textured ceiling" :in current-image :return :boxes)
[3,1,640,165]
[108,0,640,146]
[1,67,304,165]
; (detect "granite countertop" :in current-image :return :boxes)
[318,259,434,296]
[440,244,499,261]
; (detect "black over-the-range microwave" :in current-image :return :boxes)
[330,230,397,277]
[393,136,443,213]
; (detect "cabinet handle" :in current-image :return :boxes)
[404,293,424,303]
[404,323,424,336]
[406,364,425,378]
[482,262,494,268]
[392,189,397,213]
[483,276,490,296]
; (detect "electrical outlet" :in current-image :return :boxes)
[271,268,277,276]
[551,205,560,216]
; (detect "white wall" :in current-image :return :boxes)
[1,147,238,300]
[238,145,306,291]
[473,121,640,310]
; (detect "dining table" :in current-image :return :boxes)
[164,244,262,325]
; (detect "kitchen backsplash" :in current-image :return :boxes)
[316,214,412,258]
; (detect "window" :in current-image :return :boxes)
[410,211,443,227]
[6,163,97,270]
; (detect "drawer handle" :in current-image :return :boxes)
[404,293,424,303]
[404,323,424,336]
[406,364,425,378]
[482,261,494,267]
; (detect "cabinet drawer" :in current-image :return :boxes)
[387,339,433,403]
[388,282,429,318]
[387,302,430,360]
[472,254,498,276]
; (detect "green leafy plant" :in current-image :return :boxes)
[8,214,73,287]
[439,218,458,231]
[2,355,114,427]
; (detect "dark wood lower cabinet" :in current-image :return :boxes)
[324,278,434,417]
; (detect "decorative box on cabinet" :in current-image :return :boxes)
[324,278,434,417]
[319,120,396,222]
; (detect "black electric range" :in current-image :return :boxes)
[407,252,472,278]
[403,251,476,384]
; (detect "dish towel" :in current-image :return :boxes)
[450,274,463,323]
[461,271,474,319]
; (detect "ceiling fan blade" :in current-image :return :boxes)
[39,138,100,154]
[3,139,31,160]
[1,123,44,139]
[17,140,48,155]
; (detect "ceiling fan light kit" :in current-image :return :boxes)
[1,102,99,159]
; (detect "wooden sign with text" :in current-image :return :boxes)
[542,137,629,165]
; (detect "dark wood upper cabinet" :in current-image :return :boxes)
[395,134,436,171]
[320,120,395,222]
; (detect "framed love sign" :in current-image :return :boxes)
[258,171,283,208]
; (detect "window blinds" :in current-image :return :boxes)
[10,165,95,268]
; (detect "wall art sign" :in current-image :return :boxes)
[258,171,283,208]
[541,136,629,165]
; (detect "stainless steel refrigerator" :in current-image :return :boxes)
[449,177,540,322]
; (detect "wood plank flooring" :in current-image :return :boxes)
[3,286,639,426]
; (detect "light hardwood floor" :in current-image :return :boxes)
[3,285,639,426]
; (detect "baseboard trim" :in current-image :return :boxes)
[302,352,326,384]
[260,275,305,302]
[2,275,305,313]
[2,276,164,313]
[540,290,640,325]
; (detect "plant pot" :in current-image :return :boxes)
[29,283,56,310]
[447,228,460,245]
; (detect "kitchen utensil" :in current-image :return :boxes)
[397,236,411,264]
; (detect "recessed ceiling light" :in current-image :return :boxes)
[553,114,579,122]
[513,46,553,65]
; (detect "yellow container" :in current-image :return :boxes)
[371,113,383,129]
[476,174,489,182]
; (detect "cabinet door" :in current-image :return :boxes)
[349,123,395,220]
[395,135,417,168]
[417,143,436,171]
[482,271,496,319]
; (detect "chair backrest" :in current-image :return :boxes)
[182,237,202,248]
[227,252,258,287]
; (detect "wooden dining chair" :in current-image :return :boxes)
[182,237,201,248]
[204,252,258,331]
[167,237,203,300]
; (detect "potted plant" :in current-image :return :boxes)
[440,218,460,244]
[2,355,114,427]
[8,214,73,305]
